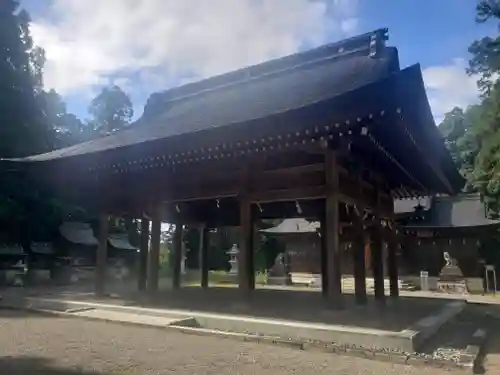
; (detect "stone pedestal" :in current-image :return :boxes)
[267,253,290,286]
[437,252,468,295]
[109,259,130,280]
[266,276,287,285]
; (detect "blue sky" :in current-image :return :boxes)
[22,0,495,123]
[360,0,493,68]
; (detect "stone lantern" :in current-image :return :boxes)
[227,244,239,275]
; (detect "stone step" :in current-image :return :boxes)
[72,308,196,327]
[418,309,487,369]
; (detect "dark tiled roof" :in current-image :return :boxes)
[59,222,98,246]
[260,219,320,234]
[108,233,137,250]
[394,197,432,214]
[269,195,497,231]
[30,242,55,255]
[402,194,500,228]
[0,244,25,255]
[7,30,395,162]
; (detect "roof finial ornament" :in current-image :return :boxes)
[369,29,388,58]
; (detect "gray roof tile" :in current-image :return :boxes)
[394,197,432,214]
[261,218,320,234]
[6,30,395,162]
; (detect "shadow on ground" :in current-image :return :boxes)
[0,356,109,375]
[0,307,49,319]
[138,288,451,330]
[3,284,453,331]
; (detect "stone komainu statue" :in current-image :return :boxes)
[443,251,458,268]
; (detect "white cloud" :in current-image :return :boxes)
[340,18,359,34]
[422,58,480,123]
[31,0,358,97]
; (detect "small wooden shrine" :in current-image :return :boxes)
[107,233,138,280]
[261,219,321,275]
[262,218,386,286]
[58,222,98,266]
[0,29,463,306]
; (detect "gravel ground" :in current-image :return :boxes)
[0,310,460,375]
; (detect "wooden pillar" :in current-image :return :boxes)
[199,226,209,289]
[371,225,385,303]
[387,232,399,299]
[172,223,183,290]
[95,214,109,296]
[239,198,254,292]
[138,218,150,291]
[325,150,342,306]
[320,213,328,296]
[352,221,367,305]
[147,211,161,293]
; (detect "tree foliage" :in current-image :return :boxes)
[88,85,133,136]
[0,1,54,241]
[439,0,500,216]
[468,0,500,94]
[0,1,51,158]
[39,89,85,148]
[0,2,136,243]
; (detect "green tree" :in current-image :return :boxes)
[88,85,133,136]
[439,106,482,191]
[0,2,72,243]
[468,0,500,94]
[470,82,500,215]
[461,0,500,217]
[0,0,52,157]
[40,89,85,148]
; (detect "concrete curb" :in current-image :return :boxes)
[459,328,487,369]
[169,325,306,350]
[403,301,466,350]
